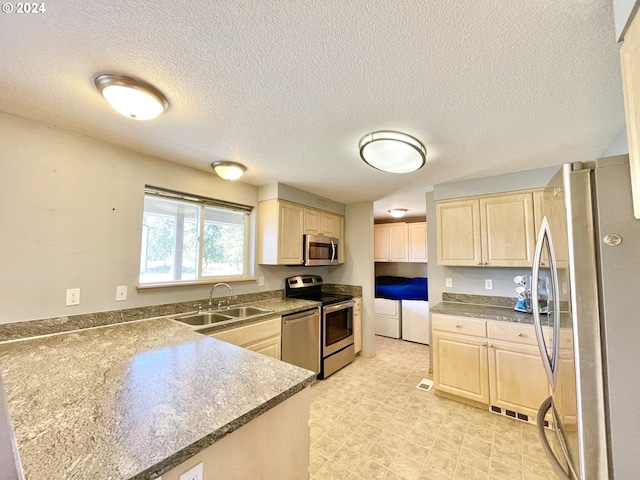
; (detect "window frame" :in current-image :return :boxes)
[138,186,254,289]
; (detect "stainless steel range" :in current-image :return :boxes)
[285,275,355,379]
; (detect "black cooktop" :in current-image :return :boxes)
[285,275,352,306]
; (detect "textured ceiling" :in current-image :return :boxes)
[0,0,625,218]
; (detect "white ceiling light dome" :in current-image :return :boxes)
[359,131,426,173]
[211,161,246,181]
[95,74,169,120]
[388,209,408,218]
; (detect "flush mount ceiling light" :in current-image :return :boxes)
[359,130,426,173]
[211,161,246,181]
[389,209,408,218]
[94,74,168,120]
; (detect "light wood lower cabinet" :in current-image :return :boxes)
[208,317,281,360]
[432,330,490,405]
[353,297,362,354]
[432,313,550,417]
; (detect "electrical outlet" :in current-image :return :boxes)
[116,285,128,301]
[66,288,80,306]
[258,276,265,287]
[485,279,493,290]
[179,462,203,480]
[562,282,568,294]
[445,277,453,288]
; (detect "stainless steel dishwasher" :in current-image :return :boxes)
[281,308,320,374]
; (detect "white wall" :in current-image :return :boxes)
[0,113,312,323]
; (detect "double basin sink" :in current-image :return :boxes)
[175,306,274,326]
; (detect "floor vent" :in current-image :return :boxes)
[416,378,434,392]
[489,405,547,427]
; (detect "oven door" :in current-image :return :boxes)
[304,235,339,266]
[322,300,354,356]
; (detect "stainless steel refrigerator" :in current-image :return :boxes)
[531,155,640,479]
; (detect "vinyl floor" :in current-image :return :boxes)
[309,335,560,480]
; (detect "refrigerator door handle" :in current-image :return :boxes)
[537,396,571,480]
[532,217,558,388]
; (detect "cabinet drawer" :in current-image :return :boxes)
[487,321,538,346]
[209,317,281,347]
[432,314,486,337]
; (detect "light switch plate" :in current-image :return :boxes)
[485,279,493,290]
[180,462,203,480]
[445,278,453,288]
[258,276,265,287]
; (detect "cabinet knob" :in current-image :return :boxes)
[488,343,494,348]
[482,342,487,347]
[477,262,482,266]
[455,324,461,328]
[483,262,488,266]
[518,333,523,337]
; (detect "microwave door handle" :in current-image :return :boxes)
[533,217,556,388]
[331,241,336,262]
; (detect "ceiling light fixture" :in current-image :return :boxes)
[94,74,169,120]
[359,130,426,173]
[389,209,408,218]
[211,161,246,181]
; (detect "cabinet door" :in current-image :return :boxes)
[304,208,321,235]
[278,202,304,264]
[436,198,482,266]
[353,297,362,354]
[388,224,408,261]
[335,216,345,264]
[621,2,640,219]
[408,222,428,262]
[487,340,550,418]
[320,212,336,237]
[247,336,281,359]
[373,225,390,261]
[480,192,536,267]
[432,331,489,404]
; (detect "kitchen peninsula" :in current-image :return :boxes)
[0,316,316,479]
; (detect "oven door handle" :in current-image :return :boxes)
[323,300,354,314]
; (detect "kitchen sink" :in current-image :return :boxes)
[174,306,273,326]
[222,306,273,317]
[175,312,234,326]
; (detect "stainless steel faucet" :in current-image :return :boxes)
[209,283,233,309]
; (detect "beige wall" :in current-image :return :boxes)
[0,113,369,324]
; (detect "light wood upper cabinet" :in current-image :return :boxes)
[304,208,321,235]
[621,12,640,219]
[436,198,482,266]
[303,208,338,237]
[480,192,536,267]
[259,200,345,265]
[437,190,538,267]
[258,199,304,265]
[408,222,428,262]
[336,215,345,264]
[374,222,427,262]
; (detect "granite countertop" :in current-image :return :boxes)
[430,301,536,324]
[0,318,316,480]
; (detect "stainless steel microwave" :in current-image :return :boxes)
[304,235,339,266]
